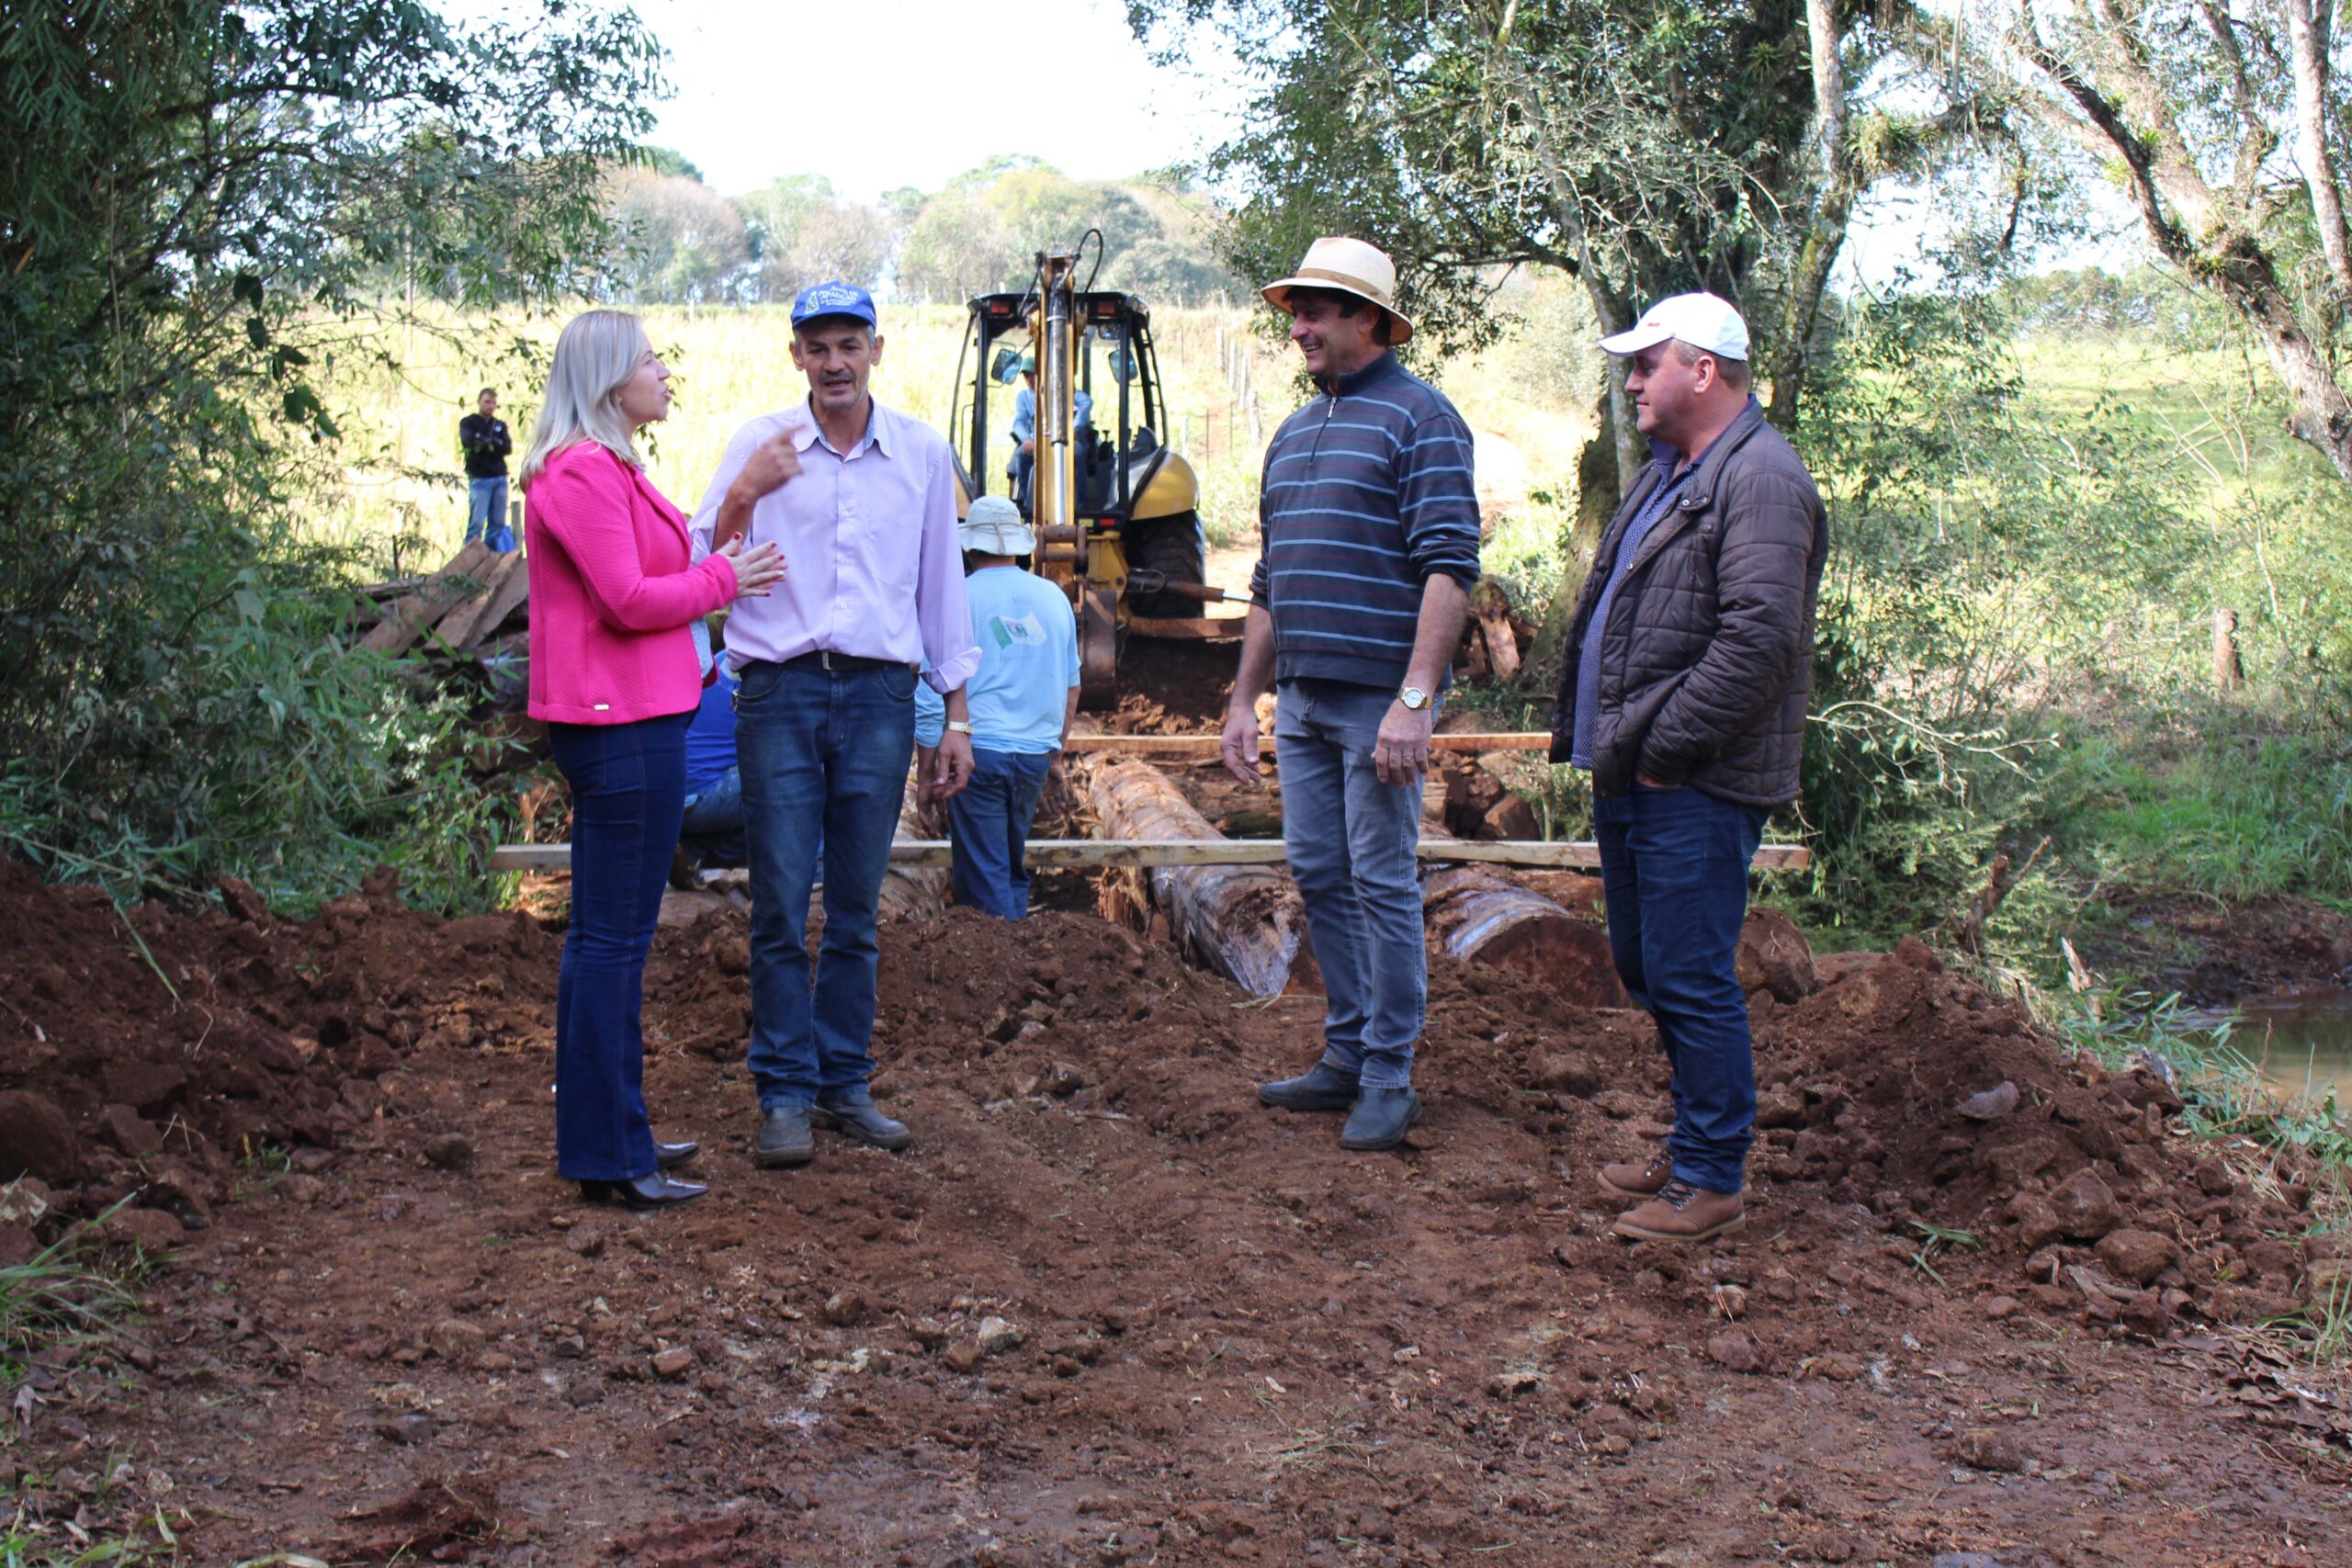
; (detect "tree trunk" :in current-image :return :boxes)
[2285,0,2352,307]
[1763,0,1856,432]
[1085,761,1317,997]
[1417,818,1628,1004]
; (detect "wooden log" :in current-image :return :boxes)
[1469,578,1521,682]
[488,838,1812,873]
[1417,818,1628,1003]
[1060,731,1555,756]
[357,543,494,654]
[429,550,528,653]
[1086,760,1317,998]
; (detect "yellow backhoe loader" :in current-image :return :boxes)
[945,242,1234,708]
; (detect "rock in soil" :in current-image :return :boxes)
[1952,1427,2033,1473]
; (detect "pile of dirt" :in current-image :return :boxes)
[0,857,557,1255]
[645,899,2332,1343]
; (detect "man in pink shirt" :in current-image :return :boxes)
[690,281,981,1168]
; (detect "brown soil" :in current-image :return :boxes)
[5,858,2351,1563]
[2070,892,2352,1006]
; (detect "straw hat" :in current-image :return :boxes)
[1261,236,1413,344]
[960,494,1035,556]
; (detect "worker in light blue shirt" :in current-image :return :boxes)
[1006,352,1093,512]
[916,496,1081,919]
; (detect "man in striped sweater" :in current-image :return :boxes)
[1221,237,1481,1153]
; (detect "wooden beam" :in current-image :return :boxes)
[1123,615,1242,641]
[492,840,1810,873]
[1060,731,1555,756]
[357,543,493,655]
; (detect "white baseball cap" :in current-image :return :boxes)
[1598,292,1750,362]
[960,494,1035,556]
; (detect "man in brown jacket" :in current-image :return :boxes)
[1550,292,1827,1243]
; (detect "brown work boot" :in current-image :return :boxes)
[1611,1179,1745,1243]
[1598,1145,1672,1200]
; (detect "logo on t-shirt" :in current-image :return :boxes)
[988,613,1049,649]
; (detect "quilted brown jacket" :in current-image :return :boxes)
[1547,400,1827,807]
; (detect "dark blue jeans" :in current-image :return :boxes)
[679,766,745,864]
[1275,679,1429,1090]
[947,748,1053,919]
[468,476,514,551]
[1593,784,1768,1194]
[546,711,689,1181]
[735,659,916,1111]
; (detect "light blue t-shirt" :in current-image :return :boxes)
[915,567,1080,754]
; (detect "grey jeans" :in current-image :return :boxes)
[1275,678,1429,1089]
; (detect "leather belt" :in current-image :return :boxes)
[781,649,909,674]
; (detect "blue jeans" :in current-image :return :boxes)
[1593,784,1768,1194]
[545,711,690,1181]
[947,748,1053,919]
[468,476,514,551]
[1275,679,1428,1090]
[680,767,745,864]
[735,658,917,1111]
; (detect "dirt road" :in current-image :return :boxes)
[3,854,2347,1565]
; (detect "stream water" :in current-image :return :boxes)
[2208,988,2352,1105]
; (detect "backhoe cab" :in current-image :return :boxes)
[946,246,1215,709]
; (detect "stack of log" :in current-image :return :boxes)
[353,543,530,660]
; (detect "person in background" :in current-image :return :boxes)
[690,280,980,1171]
[1006,351,1093,510]
[916,495,1080,919]
[460,388,516,552]
[1553,291,1828,1245]
[520,310,785,1211]
[673,615,747,885]
[1223,236,1480,1155]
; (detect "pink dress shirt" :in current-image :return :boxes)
[686,399,979,693]
[525,442,741,725]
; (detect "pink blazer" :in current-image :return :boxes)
[525,443,739,725]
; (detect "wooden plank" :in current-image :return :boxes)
[1124,615,1242,640]
[429,550,527,653]
[492,840,1811,873]
[1060,731,1555,756]
[356,543,494,654]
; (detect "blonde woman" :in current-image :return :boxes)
[521,310,792,1209]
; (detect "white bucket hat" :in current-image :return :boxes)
[960,494,1035,556]
[1261,236,1414,344]
[1598,292,1750,362]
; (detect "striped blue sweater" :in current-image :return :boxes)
[1247,353,1481,690]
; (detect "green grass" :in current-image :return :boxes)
[300,297,1592,577]
[2044,721,2352,901]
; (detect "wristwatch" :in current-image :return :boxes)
[944,719,975,736]
[1398,686,1430,711]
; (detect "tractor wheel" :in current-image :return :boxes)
[1127,511,1206,616]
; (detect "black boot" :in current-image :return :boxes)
[580,1172,707,1210]
[810,1096,912,1151]
[756,1107,815,1168]
[653,1140,700,1170]
[1257,1062,1361,1112]
[1340,1088,1422,1151]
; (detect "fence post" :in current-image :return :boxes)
[2213,606,2245,691]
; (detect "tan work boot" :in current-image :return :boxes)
[1611,1179,1745,1243]
[1598,1146,1672,1200]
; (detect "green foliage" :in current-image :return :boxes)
[0,1,655,909]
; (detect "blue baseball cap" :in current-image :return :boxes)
[791,280,877,330]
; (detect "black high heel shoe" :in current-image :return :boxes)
[653,1140,700,1170]
[580,1172,707,1210]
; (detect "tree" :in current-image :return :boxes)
[0,0,659,903]
[898,189,1023,302]
[1131,0,1991,509]
[607,170,752,301]
[735,175,896,299]
[1956,1,2352,486]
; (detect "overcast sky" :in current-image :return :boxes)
[629,0,1245,199]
